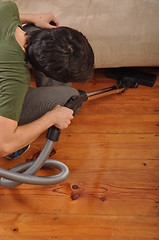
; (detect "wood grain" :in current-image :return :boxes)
[0,68,159,240]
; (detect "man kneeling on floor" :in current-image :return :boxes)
[0,1,94,159]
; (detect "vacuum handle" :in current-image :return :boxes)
[46,90,88,141]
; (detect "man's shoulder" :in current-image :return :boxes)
[0,1,17,15]
[0,1,19,30]
[0,1,17,10]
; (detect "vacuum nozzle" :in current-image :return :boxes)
[106,68,157,88]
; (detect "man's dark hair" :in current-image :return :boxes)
[26,26,94,83]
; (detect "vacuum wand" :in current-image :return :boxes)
[86,84,125,99]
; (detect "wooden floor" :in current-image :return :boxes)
[0,68,159,240]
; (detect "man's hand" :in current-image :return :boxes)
[20,12,59,29]
[47,105,74,130]
[32,13,59,29]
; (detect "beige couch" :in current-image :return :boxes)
[13,0,159,68]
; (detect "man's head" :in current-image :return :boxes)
[25,26,94,83]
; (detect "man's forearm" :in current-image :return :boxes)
[20,14,36,24]
[5,112,53,155]
[0,105,73,157]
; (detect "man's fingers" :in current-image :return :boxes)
[49,16,59,27]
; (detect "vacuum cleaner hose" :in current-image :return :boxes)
[0,139,69,188]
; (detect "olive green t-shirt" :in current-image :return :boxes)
[0,1,30,121]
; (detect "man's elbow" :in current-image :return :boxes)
[0,144,10,158]
[0,116,18,157]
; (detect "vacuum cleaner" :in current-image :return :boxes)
[0,68,156,188]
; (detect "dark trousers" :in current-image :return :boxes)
[18,70,79,125]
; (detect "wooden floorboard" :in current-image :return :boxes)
[0,68,159,239]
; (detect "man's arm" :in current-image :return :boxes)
[0,105,73,157]
[20,12,59,29]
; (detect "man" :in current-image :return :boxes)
[0,1,94,158]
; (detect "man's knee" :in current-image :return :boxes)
[18,86,79,125]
